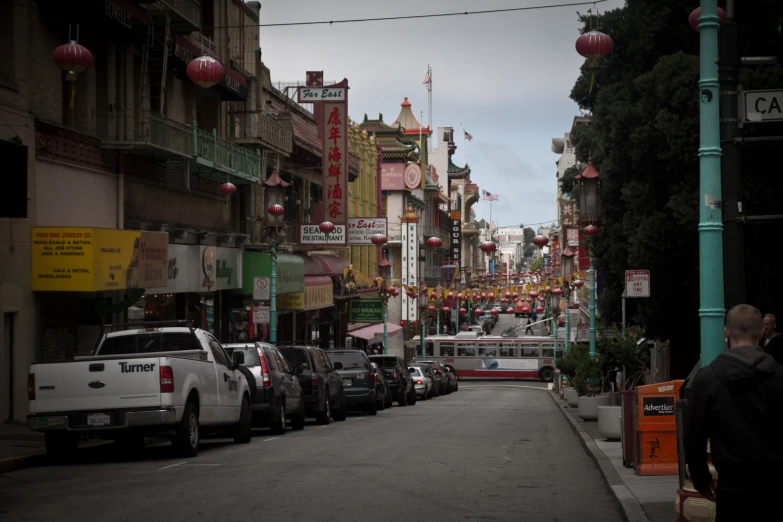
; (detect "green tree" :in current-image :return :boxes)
[523,227,535,245]
[530,257,544,272]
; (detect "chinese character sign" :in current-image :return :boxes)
[560,198,577,226]
[401,222,419,322]
[322,92,348,237]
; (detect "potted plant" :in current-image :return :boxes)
[556,344,581,407]
[569,344,610,420]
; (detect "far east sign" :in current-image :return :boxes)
[625,269,650,298]
[743,89,783,123]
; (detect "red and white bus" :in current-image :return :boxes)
[406,331,558,382]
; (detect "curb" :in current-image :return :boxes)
[548,390,652,522]
[0,439,117,475]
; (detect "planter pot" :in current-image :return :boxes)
[598,405,622,440]
[565,388,579,407]
[577,395,612,420]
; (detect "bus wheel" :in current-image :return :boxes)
[539,367,554,383]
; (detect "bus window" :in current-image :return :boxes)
[499,347,517,357]
[478,347,497,357]
[440,343,455,357]
[541,346,555,357]
[520,347,540,357]
[457,346,476,357]
[426,341,434,356]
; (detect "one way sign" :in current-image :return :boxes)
[625,270,650,298]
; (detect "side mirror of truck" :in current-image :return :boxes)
[232,351,245,366]
[333,361,343,370]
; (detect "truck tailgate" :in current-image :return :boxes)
[31,359,162,414]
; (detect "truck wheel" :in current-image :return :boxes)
[315,389,331,425]
[270,402,286,435]
[291,397,306,431]
[365,394,378,416]
[233,396,252,444]
[173,402,200,458]
[45,432,78,461]
[331,391,347,422]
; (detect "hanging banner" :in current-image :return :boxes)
[401,221,419,323]
[320,79,349,241]
[450,210,461,263]
[441,265,458,289]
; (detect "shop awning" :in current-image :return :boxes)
[293,254,326,276]
[347,322,402,341]
[312,254,350,276]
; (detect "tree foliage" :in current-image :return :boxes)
[567,0,783,376]
[530,257,544,272]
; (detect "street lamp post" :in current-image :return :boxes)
[574,156,602,359]
[262,168,290,345]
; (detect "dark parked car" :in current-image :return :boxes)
[417,360,450,395]
[224,343,306,434]
[327,350,384,415]
[443,365,459,393]
[369,355,416,406]
[370,362,393,410]
[279,345,347,424]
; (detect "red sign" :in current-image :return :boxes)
[321,80,349,235]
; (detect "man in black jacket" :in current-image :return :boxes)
[762,313,783,364]
[685,304,783,521]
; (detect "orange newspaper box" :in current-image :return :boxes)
[634,379,684,476]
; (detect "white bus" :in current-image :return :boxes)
[406,331,559,382]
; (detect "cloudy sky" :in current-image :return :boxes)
[258,0,624,230]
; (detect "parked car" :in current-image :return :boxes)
[443,365,459,392]
[224,342,307,435]
[327,350,384,415]
[27,326,254,459]
[368,355,416,406]
[467,325,485,336]
[477,316,493,334]
[279,345,347,424]
[410,363,439,397]
[417,361,450,395]
[370,362,393,410]
[408,366,431,400]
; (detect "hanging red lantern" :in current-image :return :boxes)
[532,234,549,247]
[371,234,387,246]
[426,237,443,248]
[219,182,237,195]
[268,203,285,217]
[319,221,336,235]
[481,293,486,299]
[583,224,600,237]
[53,41,93,81]
[442,306,451,314]
[688,7,727,32]
[538,297,545,303]
[448,291,454,299]
[490,309,498,316]
[459,307,467,314]
[479,241,496,253]
[553,287,564,296]
[536,305,545,314]
[475,309,483,316]
[187,55,224,88]
[573,279,584,288]
[522,306,531,314]
[529,290,539,299]
[575,30,614,68]
[512,292,519,298]
[427,305,436,313]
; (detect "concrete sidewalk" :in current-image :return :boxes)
[0,421,48,474]
[549,391,678,522]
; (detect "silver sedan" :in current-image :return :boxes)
[409,366,433,400]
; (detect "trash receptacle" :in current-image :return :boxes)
[634,379,684,476]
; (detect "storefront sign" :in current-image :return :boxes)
[299,224,346,245]
[347,218,387,245]
[199,246,241,292]
[242,252,303,296]
[561,198,577,226]
[144,244,198,295]
[450,212,462,263]
[320,83,349,235]
[279,277,333,310]
[566,227,580,247]
[349,300,384,323]
[298,86,346,101]
[31,227,168,292]
[381,163,405,191]
[401,222,419,323]
[404,163,422,190]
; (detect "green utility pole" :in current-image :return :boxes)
[698,0,726,366]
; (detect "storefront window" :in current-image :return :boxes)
[128,294,175,323]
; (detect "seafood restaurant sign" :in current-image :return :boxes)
[347,218,387,246]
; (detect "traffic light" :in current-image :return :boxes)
[400,320,405,327]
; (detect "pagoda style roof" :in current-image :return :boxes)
[574,155,599,180]
[359,114,418,161]
[447,157,470,177]
[393,97,432,137]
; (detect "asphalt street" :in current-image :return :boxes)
[0,316,619,522]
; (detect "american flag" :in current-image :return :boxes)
[464,130,473,141]
[482,190,499,201]
[421,67,431,92]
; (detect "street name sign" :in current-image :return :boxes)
[625,270,650,298]
[742,89,783,123]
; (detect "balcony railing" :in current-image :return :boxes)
[462,222,480,237]
[228,110,293,154]
[193,125,261,182]
[147,0,201,32]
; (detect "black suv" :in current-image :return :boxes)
[327,350,385,415]
[280,345,347,424]
[368,355,416,406]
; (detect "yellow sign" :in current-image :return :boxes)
[32,227,168,292]
[278,292,305,309]
[279,283,333,310]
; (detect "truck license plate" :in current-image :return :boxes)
[342,379,352,387]
[87,413,111,426]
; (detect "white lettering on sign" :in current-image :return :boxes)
[253,306,270,324]
[743,90,783,123]
[658,384,674,393]
[347,218,387,245]
[105,0,132,29]
[299,225,346,245]
[625,269,650,298]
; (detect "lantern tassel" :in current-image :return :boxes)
[70,84,76,109]
[588,73,596,95]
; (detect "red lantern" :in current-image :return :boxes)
[480,241,496,253]
[319,221,336,235]
[371,234,387,246]
[187,55,224,88]
[426,236,443,248]
[553,288,564,296]
[529,290,539,299]
[448,292,454,299]
[573,279,584,288]
[53,41,93,81]
[689,7,727,32]
[512,292,519,299]
[575,30,614,68]
[536,306,545,314]
[538,297,545,303]
[532,234,549,247]
[459,307,467,314]
[500,298,507,303]
[219,182,237,195]
[526,297,532,303]
[504,292,510,298]
[390,287,399,297]
[583,224,600,237]
[507,308,514,314]
[427,305,436,313]
[442,307,451,314]
[522,306,531,314]
[481,293,486,299]
[475,309,483,316]
[490,309,498,316]
[268,203,285,217]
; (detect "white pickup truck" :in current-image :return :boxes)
[27,325,253,458]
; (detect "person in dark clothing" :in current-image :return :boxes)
[684,304,783,521]
[762,313,783,365]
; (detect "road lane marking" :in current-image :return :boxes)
[159,462,187,470]
[262,437,279,442]
[187,463,222,466]
[319,425,329,428]
[458,384,549,391]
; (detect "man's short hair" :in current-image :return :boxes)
[726,305,763,341]
[764,314,777,324]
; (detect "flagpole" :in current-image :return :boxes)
[428,65,433,153]
[461,122,464,166]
